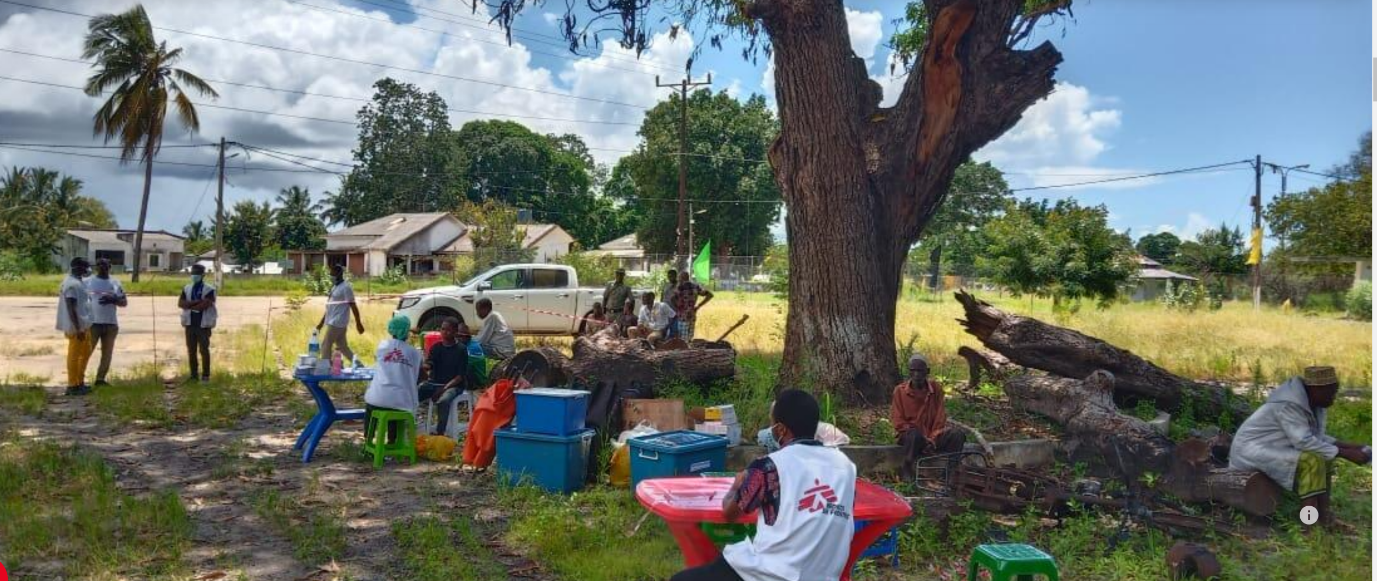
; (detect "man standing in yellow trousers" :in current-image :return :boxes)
[56,257,94,396]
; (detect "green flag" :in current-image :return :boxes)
[692,241,711,282]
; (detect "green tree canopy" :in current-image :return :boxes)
[911,160,1011,282]
[1135,232,1181,265]
[0,167,116,270]
[274,186,327,251]
[182,219,212,257]
[1176,225,1248,281]
[613,90,780,257]
[980,198,1136,306]
[224,200,274,271]
[331,78,462,225]
[451,120,631,246]
[1266,133,1372,266]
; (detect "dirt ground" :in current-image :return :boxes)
[0,296,286,383]
[1,386,553,581]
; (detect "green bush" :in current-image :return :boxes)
[1345,281,1371,321]
[557,251,618,286]
[0,250,27,281]
[376,264,409,286]
[301,264,333,295]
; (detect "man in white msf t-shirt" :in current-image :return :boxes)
[671,389,857,581]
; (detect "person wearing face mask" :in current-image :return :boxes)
[56,257,94,395]
[87,258,128,387]
[316,263,364,364]
[178,264,218,382]
[671,389,857,581]
[418,318,484,435]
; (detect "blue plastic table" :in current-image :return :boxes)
[293,368,374,463]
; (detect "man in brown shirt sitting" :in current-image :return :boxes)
[892,354,967,480]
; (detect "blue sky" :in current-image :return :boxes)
[0,0,1369,243]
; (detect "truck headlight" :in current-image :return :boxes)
[397,296,420,310]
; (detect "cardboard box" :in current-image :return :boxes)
[695,421,742,447]
[706,405,737,424]
[623,399,690,432]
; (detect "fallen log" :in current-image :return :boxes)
[955,290,1251,424]
[1003,370,1176,477]
[541,336,737,388]
[1161,437,1282,518]
[1001,368,1281,517]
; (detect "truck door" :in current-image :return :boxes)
[526,267,576,332]
[475,267,528,330]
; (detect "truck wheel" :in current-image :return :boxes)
[417,308,462,332]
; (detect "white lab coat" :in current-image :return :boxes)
[1228,377,1337,490]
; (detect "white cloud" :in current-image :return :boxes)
[845,8,884,64]
[0,0,693,232]
[976,83,1122,169]
[1146,213,1214,241]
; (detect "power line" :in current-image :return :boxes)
[0,144,326,173]
[0,0,650,110]
[0,47,642,127]
[1008,160,1254,192]
[0,140,215,149]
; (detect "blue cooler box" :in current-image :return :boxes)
[628,430,728,490]
[495,427,594,494]
[514,388,590,436]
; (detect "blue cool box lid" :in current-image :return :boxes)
[495,427,594,443]
[629,430,728,453]
[516,388,591,399]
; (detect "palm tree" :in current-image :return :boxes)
[183,219,206,242]
[82,4,217,281]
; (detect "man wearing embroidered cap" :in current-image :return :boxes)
[1229,365,1371,525]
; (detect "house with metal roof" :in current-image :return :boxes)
[57,229,185,273]
[1130,255,1199,301]
[286,213,467,276]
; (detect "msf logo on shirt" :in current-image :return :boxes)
[382,348,413,367]
[796,479,849,518]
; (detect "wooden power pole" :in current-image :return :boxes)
[656,73,712,268]
[214,136,226,288]
[1251,154,1262,310]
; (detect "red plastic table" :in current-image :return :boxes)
[635,477,912,581]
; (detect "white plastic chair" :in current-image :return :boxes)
[423,390,475,440]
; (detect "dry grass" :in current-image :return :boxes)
[271,290,1370,390]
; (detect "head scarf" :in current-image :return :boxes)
[908,353,928,368]
[387,314,411,341]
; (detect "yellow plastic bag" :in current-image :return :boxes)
[415,434,457,462]
[609,443,631,488]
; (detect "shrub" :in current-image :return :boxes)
[1345,281,1371,321]
[301,264,332,295]
[1160,279,1204,312]
[557,251,618,286]
[0,251,26,281]
[376,264,408,286]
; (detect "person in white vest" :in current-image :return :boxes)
[363,314,423,445]
[672,389,857,581]
[56,257,94,396]
[177,264,218,382]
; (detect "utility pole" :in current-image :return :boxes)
[656,72,712,269]
[214,136,226,288]
[1251,154,1262,310]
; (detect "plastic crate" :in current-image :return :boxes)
[628,430,728,490]
[514,388,590,436]
[495,427,594,494]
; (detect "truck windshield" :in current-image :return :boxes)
[460,266,503,287]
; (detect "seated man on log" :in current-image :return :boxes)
[1229,365,1370,525]
[891,354,967,481]
[628,291,676,343]
[474,298,515,360]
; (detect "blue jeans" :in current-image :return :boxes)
[418,382,464,435]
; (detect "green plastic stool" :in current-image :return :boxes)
[363,410,417,468]
[968,543,1059,581]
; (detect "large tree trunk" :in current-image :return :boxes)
[1161,437,1282,517]
[755,0,1062,404]
[955,290,1252,423]
[131,147,154,282]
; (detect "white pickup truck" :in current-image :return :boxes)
[393,264,608,335]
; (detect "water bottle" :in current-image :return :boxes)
[330,350,343,376]
[352,354,362,369]
[308,330,320,358]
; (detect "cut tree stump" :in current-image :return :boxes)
[1161,437,1282,518]
[539,336,737,388]
[955,290,1251,424]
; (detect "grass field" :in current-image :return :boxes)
[0,272,432,297]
